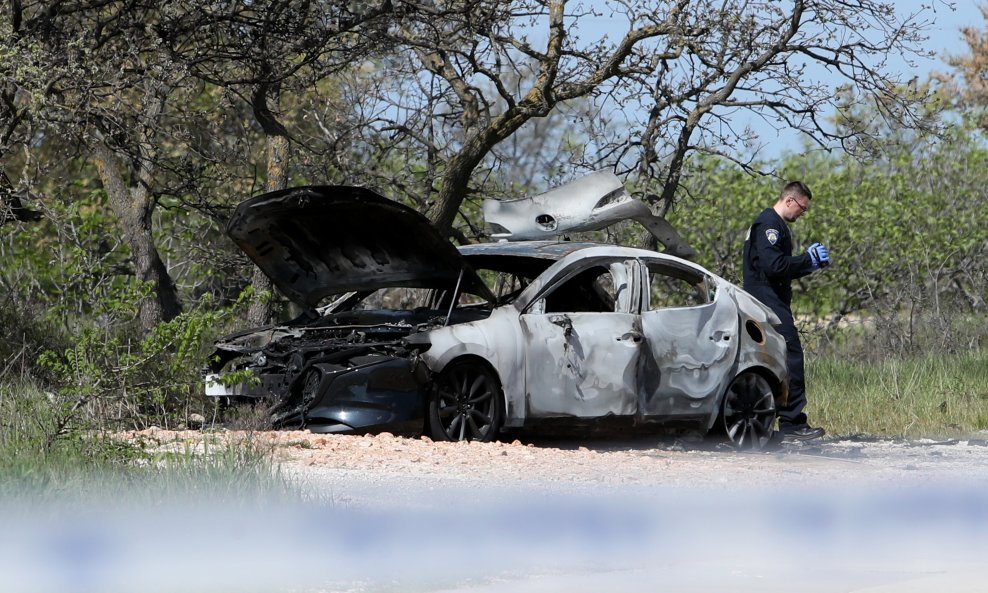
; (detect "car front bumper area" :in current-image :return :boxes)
[276,356,426,434]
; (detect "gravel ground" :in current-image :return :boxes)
[256,430,988,496]
[128,427,988,496]
[112,428,988,593]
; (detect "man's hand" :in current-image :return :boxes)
[807,242,830,269]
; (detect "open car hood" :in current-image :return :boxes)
[227,185,493,309]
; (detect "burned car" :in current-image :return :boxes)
[206,174,789,448]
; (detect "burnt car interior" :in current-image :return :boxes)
[645,263,713,310]
[322,285,491,326]
[460,254,550,306]
[543,265,620,313]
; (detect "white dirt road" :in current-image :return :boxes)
[277,431,988,593]
[260,430,988,498]
[7,434,986,593]
[105,429,988,593]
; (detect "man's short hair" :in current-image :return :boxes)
[780,181,812,201]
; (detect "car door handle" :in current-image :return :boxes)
[548,315,572,326]
[618,331,643,343]
[549,315,574,337]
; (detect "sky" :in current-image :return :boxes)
[577,2,986,160]
[913,1,981,71]
[765,1,983,157]
[771,1,983,158]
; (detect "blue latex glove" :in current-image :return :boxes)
[807,242,830,269]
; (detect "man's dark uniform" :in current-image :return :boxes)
[742,208,816,432]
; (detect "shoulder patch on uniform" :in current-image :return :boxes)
[765,228,780,245]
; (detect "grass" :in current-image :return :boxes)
[0,381,300,506]
[809,349,988,438]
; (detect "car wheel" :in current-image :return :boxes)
[719,372,777,450]
[299,367,323,404]
[428,359,504,442]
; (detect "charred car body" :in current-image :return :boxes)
[206,173,789,448]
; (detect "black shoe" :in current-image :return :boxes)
[781,426,826,442]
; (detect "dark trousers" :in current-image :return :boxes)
[772,308,808,430]
[745,289,808,430]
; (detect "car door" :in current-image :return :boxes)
[638,258,740,418]
[519,258,644,418]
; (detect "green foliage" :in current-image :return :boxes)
[35,284,255,430]
[0,380,142,495]
[666,155,777,283]
[1,178,134,323]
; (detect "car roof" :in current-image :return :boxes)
[459,240,713,281]
[458,241,601,278]
[458,240,600,259]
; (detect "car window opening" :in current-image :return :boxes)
[544,265,618,314]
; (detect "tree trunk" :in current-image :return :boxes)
[430,114,529,236]
[246,133,291,325]
[92,144,181,329]
[430,150,479,236]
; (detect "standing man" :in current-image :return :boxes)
[743,181,829,442]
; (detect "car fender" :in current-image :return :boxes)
[731,305,790,409]
[419,306,527,424]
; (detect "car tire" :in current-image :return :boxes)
[719,372,777,450]
[427,359,504,442]
[298,367,324,404]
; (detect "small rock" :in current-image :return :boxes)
[188,413,206,429]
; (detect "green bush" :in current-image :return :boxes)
[669,130,988,358]
[35,287,255,430]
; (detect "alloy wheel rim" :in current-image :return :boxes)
[722,374,776,449]
[438,367,495,440]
